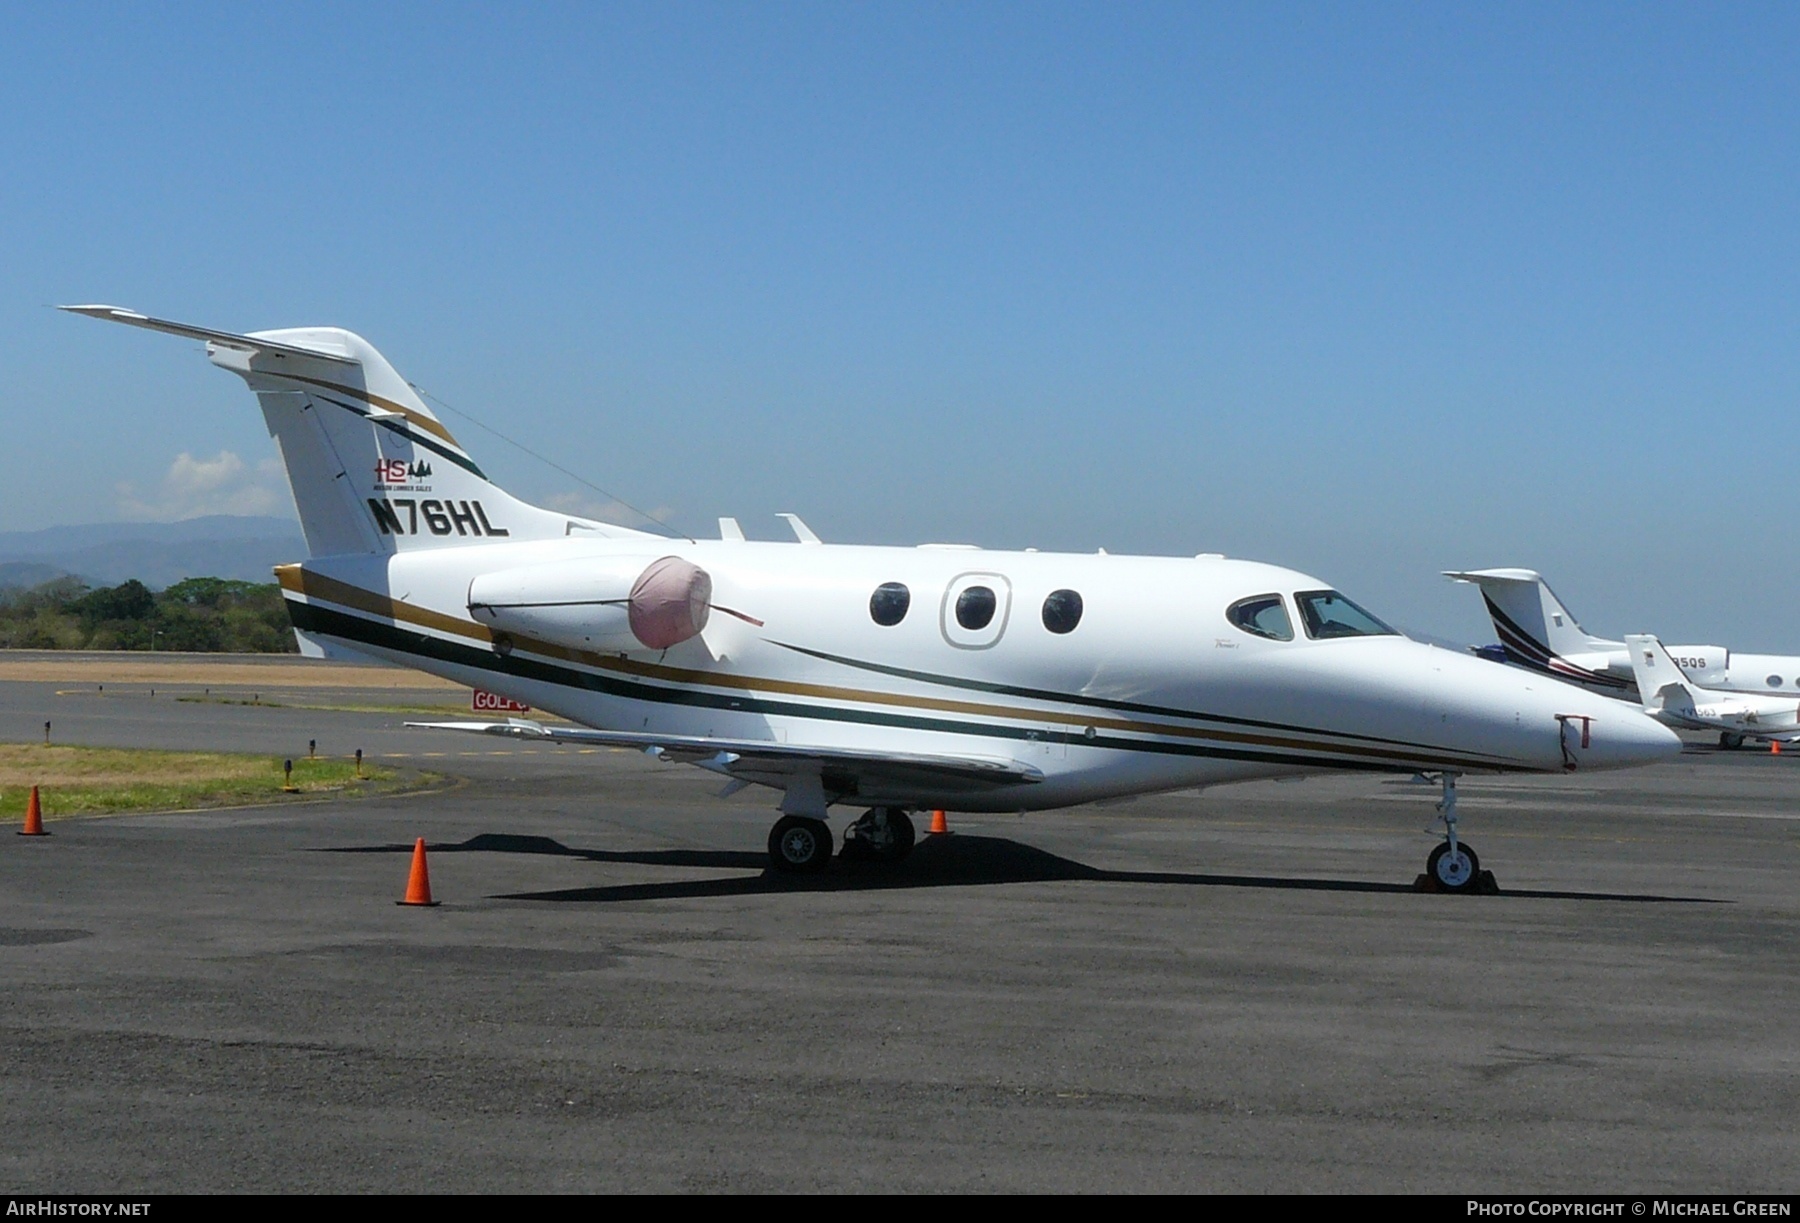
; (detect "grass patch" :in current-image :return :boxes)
[174,695,462,715]
[0,743,425,820]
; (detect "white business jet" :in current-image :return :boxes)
[1448,569,1800,725]
[67,306,1679,892]
[1624,635,1800,746]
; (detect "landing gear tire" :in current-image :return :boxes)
[1426,840,1481,893]
[768,816,833,874]
[841,807,916,865]
[1721,732,1745,751]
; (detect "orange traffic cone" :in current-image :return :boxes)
[927,808,951,836]
[1772,740,1783,756]
[396,838,439,906]
[18,786,47,837]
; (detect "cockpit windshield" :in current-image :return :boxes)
[1226,594,1294,641]
[1293,590,1398,640]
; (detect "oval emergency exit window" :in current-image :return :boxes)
[956,586,997,630]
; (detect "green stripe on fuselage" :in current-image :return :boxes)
[286,599,1510,775]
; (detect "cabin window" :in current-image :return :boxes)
[1041,589,1083,634]
[1768,675,1784,688]
[956,586,998,631]
[1294,590,1398,640]
[1227,594,1293,642]
[870,582,911,626]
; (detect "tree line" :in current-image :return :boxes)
[0,577,296,652]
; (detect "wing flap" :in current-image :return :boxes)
[405,718,1043,794]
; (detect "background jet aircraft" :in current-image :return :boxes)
[1447,568,1800,704]
[67,306,1679,892]
[1624,635,1800,747]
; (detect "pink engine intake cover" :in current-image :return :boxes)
[628,557,713,649]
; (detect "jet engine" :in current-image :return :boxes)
[468,555,713,653]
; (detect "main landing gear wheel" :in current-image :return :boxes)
[1427,840,1481,892]
[1721,732,1745,751]
[840,807,916,864]
[768,815,834,874]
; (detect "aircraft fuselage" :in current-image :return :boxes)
[283,538,1676,812]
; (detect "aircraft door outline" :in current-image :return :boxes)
[940,572,1012,650]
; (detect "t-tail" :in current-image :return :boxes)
[1444,568,1631,693]
[60,306,649,557]
[1622,635,1701,720]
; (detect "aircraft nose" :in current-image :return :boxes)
[1566,705,1682,771]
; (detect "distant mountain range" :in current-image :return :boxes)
[0,516,307,590]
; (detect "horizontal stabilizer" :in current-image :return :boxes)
[1443,568,1543,585]
[1650,682,1697,717]
[64,304,621,557]
[58,305,359,365]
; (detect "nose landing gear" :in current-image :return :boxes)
[1427,838,1481,890]
[1416,771,1498,894]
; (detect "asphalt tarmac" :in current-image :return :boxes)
[0,663,1796,1192]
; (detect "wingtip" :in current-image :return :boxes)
[58,304,140,320]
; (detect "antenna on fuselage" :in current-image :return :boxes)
[777,513,822,544]
[410,382,696,543]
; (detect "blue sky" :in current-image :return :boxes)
[4,3,1798,648]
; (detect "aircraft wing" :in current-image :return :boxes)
[405,719,1044,796]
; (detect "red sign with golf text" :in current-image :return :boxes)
[473,690,530,713]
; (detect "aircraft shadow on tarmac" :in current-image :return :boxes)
[316,833,1718,906]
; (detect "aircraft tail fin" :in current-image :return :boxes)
[1444,568,1617,667]
[1622,635,1699,717]
[62,305,648,558]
